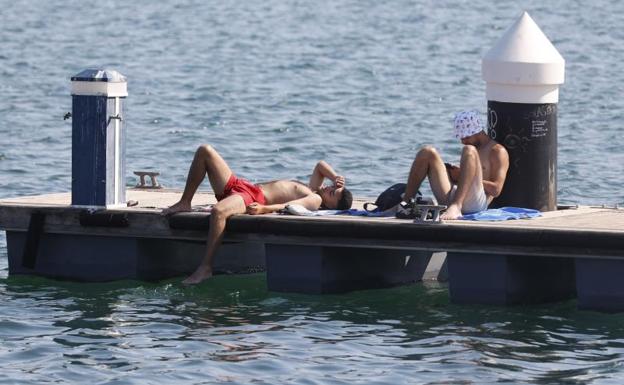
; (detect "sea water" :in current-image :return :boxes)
[1,1,624,383]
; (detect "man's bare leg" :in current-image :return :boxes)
[183,194,246,284]
[405,146,453,203]
[441,145,482,220]
[163,144,233,215]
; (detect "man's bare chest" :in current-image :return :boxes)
[261,180,312,201]
[479,151,492,179]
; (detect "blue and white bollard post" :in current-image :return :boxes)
[70,69,128,208]
[482,12,565,211]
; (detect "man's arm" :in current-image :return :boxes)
[246,193,323,215]
[445,163,461,184]
[483,145,509,198]
[309,160,344,191]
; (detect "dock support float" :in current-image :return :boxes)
[266,245,437,294]
[447,12,573,306]
[448,253,575,305]
[575,258,624,313]
[7,230,265,281]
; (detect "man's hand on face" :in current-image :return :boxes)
[334,175,345,188]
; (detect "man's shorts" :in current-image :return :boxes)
[216,174,267,206]
[448,181,488,214]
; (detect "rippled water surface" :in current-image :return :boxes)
[2,0,624,383]
[3,268,624,384]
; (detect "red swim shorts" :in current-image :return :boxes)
[216,174,266,206]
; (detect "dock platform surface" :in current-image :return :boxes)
[2,189,622,231]
[1,189,622,258]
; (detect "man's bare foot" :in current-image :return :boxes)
[441,204,462,220]
[182,267,213,285]
[162,200,192,215]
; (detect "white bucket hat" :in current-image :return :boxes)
[453,110,484,139]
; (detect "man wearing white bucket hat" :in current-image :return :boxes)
[400,110,509,220]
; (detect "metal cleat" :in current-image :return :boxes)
[413,204,447,223]
[134,171,163,189]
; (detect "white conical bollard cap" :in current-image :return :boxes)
[71,68,128,97]
[482,12,565,103]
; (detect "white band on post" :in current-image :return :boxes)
[485,83,560,104]
[71,81,128,97]
[70,68,128,97]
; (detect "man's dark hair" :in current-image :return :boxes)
[337,188,353,210]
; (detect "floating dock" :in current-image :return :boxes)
[1,189,623,312]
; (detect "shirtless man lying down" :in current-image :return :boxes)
[163,144,353,284]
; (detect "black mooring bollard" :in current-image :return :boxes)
[482,12,565,211]
[447,12,574,307]
[70,69,128,208]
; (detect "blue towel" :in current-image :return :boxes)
[460,207,541,221]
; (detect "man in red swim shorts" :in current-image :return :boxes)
[216,174,267,206]
[163,144,353,284]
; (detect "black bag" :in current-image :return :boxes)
[364,183,421,212]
